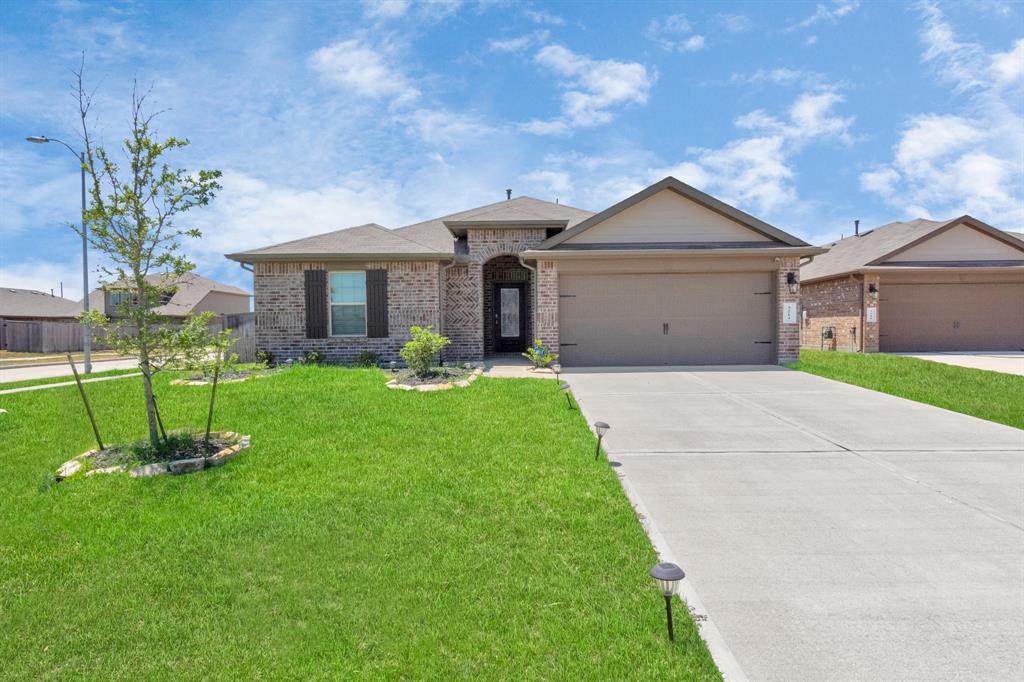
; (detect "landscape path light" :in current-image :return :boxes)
[593,421,609,459]
[650,561,685,642]
[559,382,572,408]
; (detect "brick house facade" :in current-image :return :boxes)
[231,177,824,367]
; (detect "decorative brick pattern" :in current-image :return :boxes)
[253,260,439,364]
[800,275,864,352]
[776,256,802,364]
[535,259,559,353]
[442,227,547,361]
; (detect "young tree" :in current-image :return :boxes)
[74,62,224,447]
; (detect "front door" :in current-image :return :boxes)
[494,283,526,352]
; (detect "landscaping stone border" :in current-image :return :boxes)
[385,368,484,392]
[54,432,251,481]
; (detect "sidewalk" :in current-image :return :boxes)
[0,358,140,384]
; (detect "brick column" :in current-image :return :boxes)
[777,256,801,364]
[535,259,559,353]
[862,273,881,353]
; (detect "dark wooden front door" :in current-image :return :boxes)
[493,283,526,352]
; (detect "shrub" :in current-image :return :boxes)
[522,339,558,369]
[352,350,380,368]
[399,325,450,377]
[255,348,276,367]
[300,349,325,365]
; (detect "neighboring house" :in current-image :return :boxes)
[800,217,1024,353]
[87,272,251,318]
[0,288,81,321]
[226,177,823,366]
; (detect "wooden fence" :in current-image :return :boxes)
[0,313,256,361]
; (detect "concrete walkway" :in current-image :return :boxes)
[892,351,1024,376]
[563,366,1024,682]
[0,358,139,384]
[0,372,141,395]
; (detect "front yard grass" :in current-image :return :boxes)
[790,349,1024,430]
[0,367,719,680]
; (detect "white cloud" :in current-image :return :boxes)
[524,8,565,26]
[362,0,411,19]
[309,39,420,105]
[990,38,1024,85]
[791,1,859,30]
[806,35,819,46]
[489,30,549,53]
[646,14,706,52]
[716,13,752,33]
[0,258,87,300]
[655,90,854,215]
[519,169,572,200]
[524,45,655,134]
[729,67,830,89]
[860,4,1024,228]
[400,108,495,146]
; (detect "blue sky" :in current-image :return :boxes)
[2,0,1022,298]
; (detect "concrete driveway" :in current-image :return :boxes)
[892,351,1024,376]
[563,366,1024,682]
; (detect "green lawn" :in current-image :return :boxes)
[0,367,719,680]
[790,349,1024,430]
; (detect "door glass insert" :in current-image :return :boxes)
[500,288,520,338]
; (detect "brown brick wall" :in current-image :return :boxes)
[536,259,559,354]
[800,275,865,352]
[482,255,533,354]
[253,260,439,364]
[776,256,802,364]
[442,227,547,361]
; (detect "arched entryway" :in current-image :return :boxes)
[482,255,533,355]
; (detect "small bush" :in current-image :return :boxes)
[256,348,276,367]
[300,349,325,365]
[352,350,380,368]
[399,325,450,377]
[126,430,215,464]
[522,339,558,369]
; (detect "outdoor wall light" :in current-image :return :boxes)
[868,283,879,300]
[559,382,572,408]
[786,271,799,294]
[593,421,610,459]
[650,562,686,642]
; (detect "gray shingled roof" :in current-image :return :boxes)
[0,288,81,318]
[87,272,250,317]
[802,217,1024,282]
[227,197,595,260]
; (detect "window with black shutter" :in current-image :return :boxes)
[366,269,389,338]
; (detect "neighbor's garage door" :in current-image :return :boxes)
[559,272,775,366]
[880,281,1024,352]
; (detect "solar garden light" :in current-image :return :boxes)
[552,362,561,383]
[389,361,397,373]
[559,382,572,408]
[650,562,685,642]
[593,421,609,459]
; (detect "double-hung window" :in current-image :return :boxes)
[330,272,366,336]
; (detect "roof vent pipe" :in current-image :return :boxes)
[506,188,512,200]
[854,219,860,237]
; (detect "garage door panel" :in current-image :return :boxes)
[559,272,774,366]
[880,282,1024,352]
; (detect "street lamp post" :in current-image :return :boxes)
[26,135,91,373]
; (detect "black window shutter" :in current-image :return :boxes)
[366,269,389,338]
[304,269,328,339]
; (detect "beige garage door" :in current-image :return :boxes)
[559,272,775,366]
[880,282,1024,352]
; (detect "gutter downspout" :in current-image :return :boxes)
[518,254,538,342]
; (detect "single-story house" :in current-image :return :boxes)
[86,272,251,318]
[227,177,823,367]
[800,216,1024,352]
[0,288,81,321]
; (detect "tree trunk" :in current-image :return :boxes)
[139,354,160,448]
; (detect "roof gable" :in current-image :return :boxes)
[879,219,1024,263]
[539,177,809,249]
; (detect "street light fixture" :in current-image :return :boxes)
[593,421,609,459]
[26,135,92,373]
[650,561,685,642]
